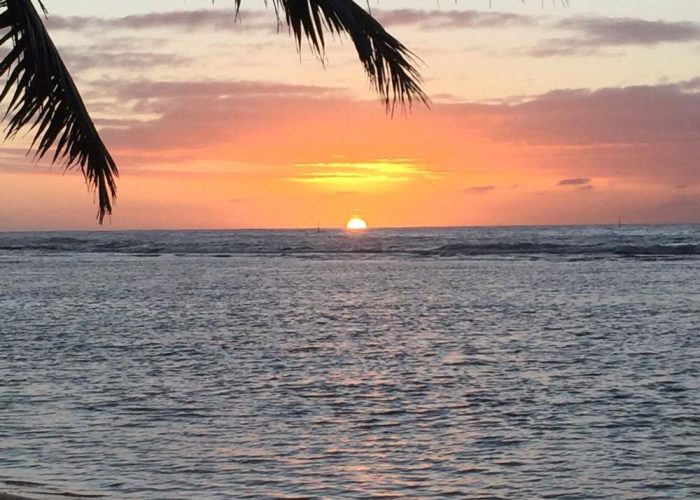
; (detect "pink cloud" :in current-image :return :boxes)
[530,17,700,57]
[374,9,532,29]
[46,10,272,32]
[84,78,700,185]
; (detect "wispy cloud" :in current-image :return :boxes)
[46,8,532,34]
[46,10,272,32]
[558,178,590,186]
[529,17,700,57]
[559,17,700,46]
[63,50,190,71]
[463,185,496,194]
[375,9,532,30]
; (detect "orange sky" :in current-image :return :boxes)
[1,0,699,230]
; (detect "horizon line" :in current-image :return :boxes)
[2,221,699,234]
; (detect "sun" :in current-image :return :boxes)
[346,217,368,230]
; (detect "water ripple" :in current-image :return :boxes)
[1,227,699,498]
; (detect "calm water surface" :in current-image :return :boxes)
[1,226,699,498]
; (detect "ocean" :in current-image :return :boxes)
[1,225,699,498]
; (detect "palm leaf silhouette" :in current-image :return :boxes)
[250,0,429,111]
[0,0,427,222]
[0,0,117,222]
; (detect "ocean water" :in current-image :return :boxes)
[1,225,699,499]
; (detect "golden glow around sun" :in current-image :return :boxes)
[346,217,368,230]
[290,159,437,191]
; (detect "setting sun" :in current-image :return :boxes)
[346,217,368,230]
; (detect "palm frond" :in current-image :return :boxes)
[0,0,424,224]
[0,0,117,223]
[235,0,429,112]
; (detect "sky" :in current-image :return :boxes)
[1,0,699,230]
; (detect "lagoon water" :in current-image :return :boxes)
[1,226,699,498]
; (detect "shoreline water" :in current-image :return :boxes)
[0,478,104,500]
[1,490,101,500]
[1,487,98,500]
[1,485,70,500]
